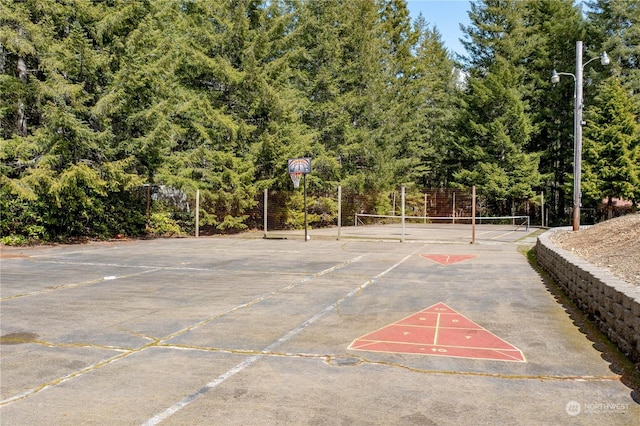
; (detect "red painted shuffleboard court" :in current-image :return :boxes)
[349,302,525,362]
[420,254,477,265]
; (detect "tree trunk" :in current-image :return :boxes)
[17,56,27,136]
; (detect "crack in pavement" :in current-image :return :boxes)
[0,254,365,407]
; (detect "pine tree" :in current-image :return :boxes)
[404,15,457,188]
[525,0,583,224]
[454,0,542,214]
[293,0,393,210]
[241,0,317,191]
[587,0,640,102]
[583,76,640,217]
[375,2,457,190]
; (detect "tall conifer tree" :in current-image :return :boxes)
[525,0,582,224]
[455,0,541,214]
[583,76,640,216]
[587,0,640,101]
[1,0,144,240]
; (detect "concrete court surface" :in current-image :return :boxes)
[1,228,639,425]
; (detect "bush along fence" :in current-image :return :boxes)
[0,182,545,244]
[151,185,541,239]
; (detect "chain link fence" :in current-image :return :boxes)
[249,186,538,234]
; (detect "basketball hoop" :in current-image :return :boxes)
[290,171,302,188]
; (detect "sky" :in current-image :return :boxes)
[406,0,472,57]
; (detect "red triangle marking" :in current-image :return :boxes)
[348,302,525,362]
[420,254,477,265]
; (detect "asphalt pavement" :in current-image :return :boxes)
[1,226,638,425]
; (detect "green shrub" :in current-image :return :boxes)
[1,235,27,246]
[147,212,183,237]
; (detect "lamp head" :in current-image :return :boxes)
[601,51,610,66]
[551,70,560,84]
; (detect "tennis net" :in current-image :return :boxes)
[354,213,530,231]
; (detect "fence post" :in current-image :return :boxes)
[401,186,405,242]
[392,191,396,216]
[337,186,341,240]
[452,192,456,224]
[541,191,544,228]
[195,189,200,238]
[263,188,268,239]
[424,193,427,224]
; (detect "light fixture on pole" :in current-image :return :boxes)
[551,41,609,231]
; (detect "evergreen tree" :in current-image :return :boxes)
[293,0,394,212]
[525,0,583,224]
[583,76,640,217]
[407,17,458,188]
[242,0,317,191]
[378,3,457,189]
[5,0,613,241]
[454,0,542,213]
[94,0,262,232]
[1,0,145,241]
[453,55,541,212]
[587,0,640,102]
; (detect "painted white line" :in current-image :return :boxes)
[158,256,365,343]
[142,248,421,425]
[491,231,516,240]
[0,257,364,406]
[433,313,441,346]
[0,269,162,302]
[27,246,122,257]
[0,348,139,406]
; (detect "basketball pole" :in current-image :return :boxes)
[288,157,311,241]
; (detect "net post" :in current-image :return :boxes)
[392,192,396,216]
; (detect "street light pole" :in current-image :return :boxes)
[573,41,584,232]
[551,41,609,231]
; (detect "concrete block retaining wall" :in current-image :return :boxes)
[536,228,640,364]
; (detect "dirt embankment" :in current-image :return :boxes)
[550,215,640,286]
